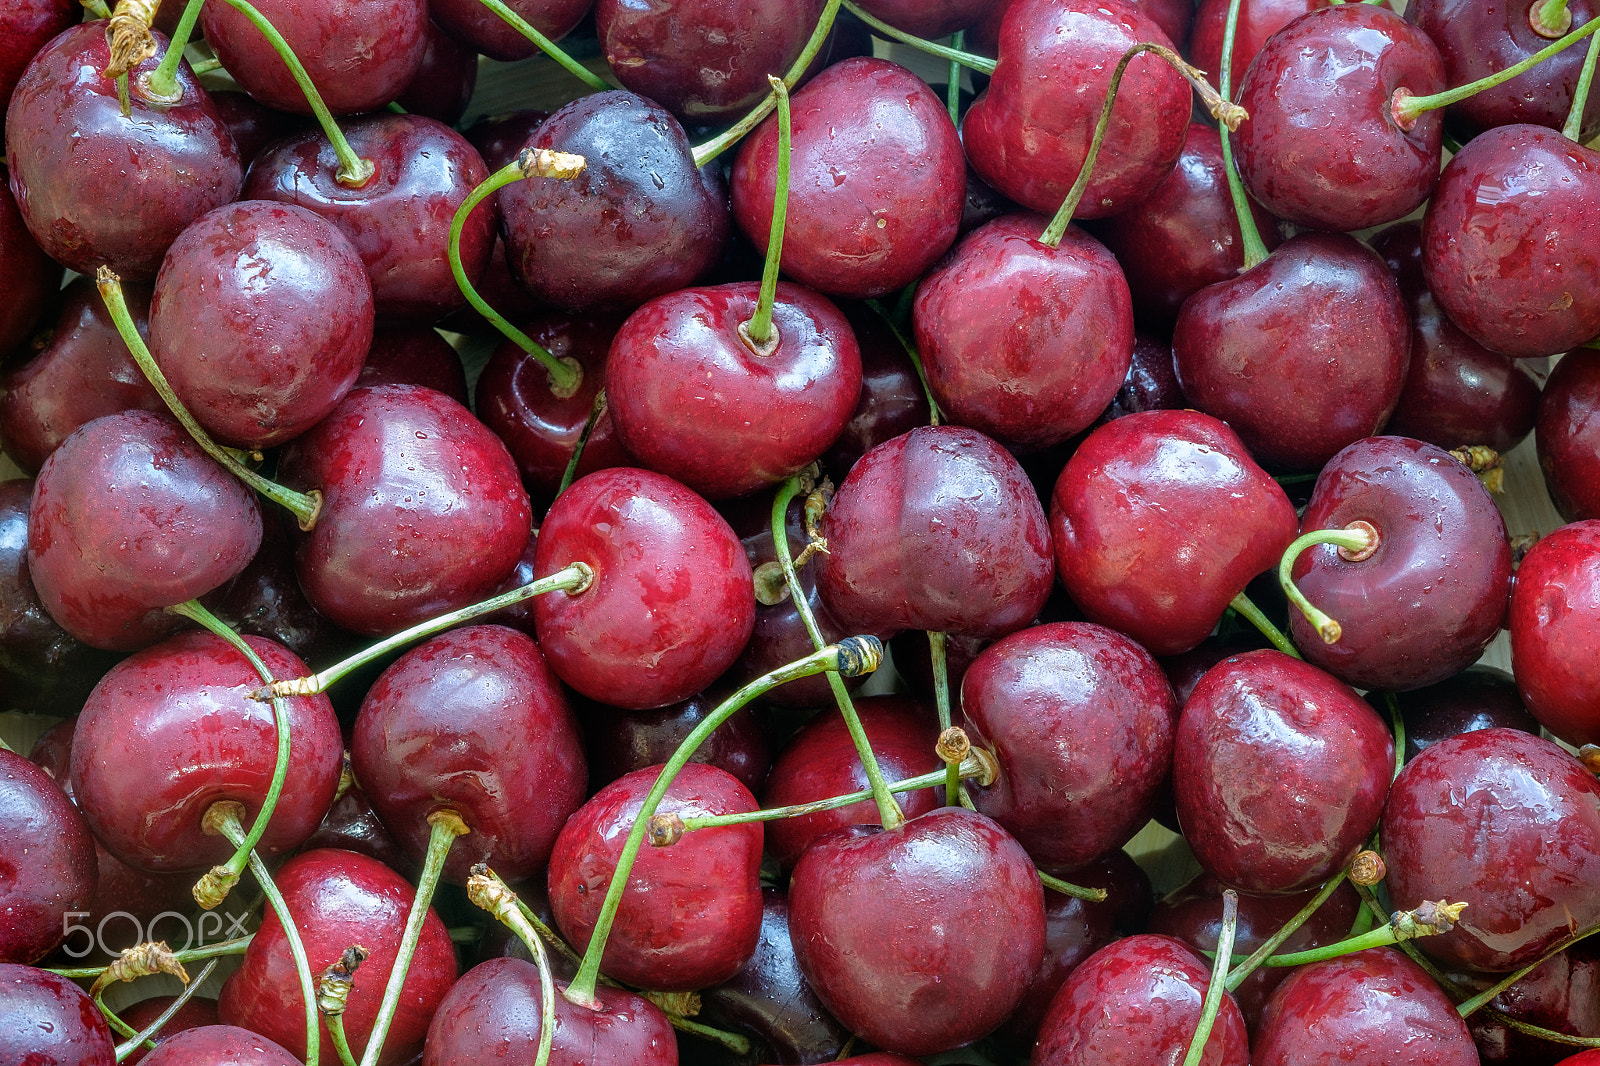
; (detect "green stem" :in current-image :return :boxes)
[946,31,964,125]
[557,389,607,498]
[357,812,468,1066]
[1277,523,1380,645]
[928,630,960,806]
[466,870,558,1066]
[1223,872,1348,992]
[1039,870,1110,904]
[96,992,139,1041]
[1457,922,1600,1017]
[473,0,608,90]
[1217,0,1270,269]
[1228,592,1302,660]
[665,1015,752,1055]
[1535,0,1573,35]
[1217,898,1464,970]
[770,474,904,830]
[268,563,593,698]
[1386,693,1406,779]
[143,0,205,100]
[50,936,254,980]
[742,76,791,354]
[1482,1011,1600,1048]
[1181,890,1238,1066]
[188,56,223,76]
[518,899,586,974]
[865,298,942,424]
[1392,16,1600,127]
[97,269,323,529]
[112,958,220,1062]
[691,0,841,167]
[840,0,996,73]
[563,638,882,1009]
[1564,15,1600,140]
[326,1015,359,1066]
[679,760,984,832]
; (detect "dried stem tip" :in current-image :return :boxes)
[936,727,971,766]
[517,148,588,181]
[103,0,159,79]
[466,863,520,925]
[317,945,369,1016]
[1392,899,1467,940]
[648,813,685,847]
[90,941,189,996]
[1349,850,1386,886]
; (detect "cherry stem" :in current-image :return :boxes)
[517,898,587,973]
[1393,16,1600,127]
[666,1015,753,1055]
[1216,0,1271,269]
[144,0,205,100]
[840,0,997,74]
[111,957,220,1062]
[691,0,842,168]
[166,600,291,908]
[448,154,588,397]
[865,299,942,424]
[557,389,607,497]
[1534,0,1573,37]
[1278,523,1380,645]
[1180,889,1238,1066]
[1215,899,1467,969]
[49,935,253,980]
[97,269,324,529]
[211,804,320,1066]
[1456,920,1600,1017]
[771,472,905,831]
[358,810,467,1066]
[946,31,964,125]
[472,0,607,90]
[265,562,593,699]
[928,630,961,805]
[325,1016,358,1066]
[741,76,791,355]
[1222,871,1349,992]
[1039,43,1245,247]
[564,637,884,1010]
[465,866,558,1066]
[1564,17,1600,139]
[1038,870,1111,903]
[1228,592,1303,660]
[1386,693,1406,780]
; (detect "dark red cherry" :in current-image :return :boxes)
[854,0,990,37]
[201,0,428,114]
[241,114,494,324]
[963,0,1189,218]
[972,0,1196,55]
[149,200,373,448]
[277,384,532,637]
[887,628,990,704]
[298,777,414,878]
[0,963,115,1066]
[1173,232,1411,473]
[119,997,221,1065]
[4,23,243,279]
[1100,332,1187,422]
[0,0,77,121]
[530,466,754,710]
[209,89,305,168]
[1450,937,1600,1065]
[218,849,458,1065]
[913,214,1132,453]
[1421,125,1600,359]
[69,630,342,872]
[1508,520,1600,746]
[789,807,1046,1055]
[0,174,60,359]
[465,110,552,173]
[1050,410,1298,656]
[731,57,965,300]
[137,1025,301,1066]
[548,762,764,990]
[580,690,772,797]
[355,326,469,407]
[395,19,478,126]
[1382,728,1600,971]
[1537,353,1600,523]
[1382,665,1541,763]
[0,749,95,964]
[429,0,590,62]
[1175,650,1394,894]
[1188,0,1333,95]
[822,304,931,477]
[27,410,262,651]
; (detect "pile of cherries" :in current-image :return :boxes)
[4,0,1600,1062]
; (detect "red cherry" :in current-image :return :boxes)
[1508,520,1600,746]
[0,964,115,1065]
[0,749,95,964]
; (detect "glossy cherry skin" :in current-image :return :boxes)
[790,807,1046,1055]
[0,750,95,964]
[150,200,373,448]
[1371,221,1545,455]
[352,624,587,885]
[1090,123,1282,331]
[1422,125,1600,359]
[0,964,115,1066]
[530,467,754,710]
[219,849,457,1065]
[581,691,772,797]
[607,281,863,499]
[70,630,342,872]
[241,114,494,324]
[423,957,679,1066]
[549,762,764,990]
[1173,232,1410,472]
[1235,4,1445,231]
[973,0,1196,56]
[1508,521,1600,746]
[1176,650,1394,894]
[1101,332,1187,422]
[201,0,427,114]
[136,1025,301,1066]
[395,19,478,126]
[209,90,306,168]
[817,425,1055,639]
[761,695,942,871]
[0,0,76,119]
[278,384,532,637]
[1031,934,1249,1066]
[1253,948,1478,1065]
[855,0,990,36]
[1188,0,1332,96]
[27,410,262,651]
[913,214,1132,453]
[1450,938,1600,1065]
[356,326,469,405]
[597,0,826,123]
[962,622,1176,871]
[119,997,221,1065]
[964,0,1189,218]
[1538,353,1600,523]
[1384,665,1541,763]
[1407,0,1600,142]
[500,90,729,313]
[429,0,591,61]
[1289,437,1513,692]
[1383,728,1600,971]
[731,57,964,300]
[5,24,243,279]
[1050,410,1299,656]
[823,304,931,477]
[0,174,60,359]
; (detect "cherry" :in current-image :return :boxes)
[1187,0,1332,97]
[1382,665,1541,763]
[789,806,1046,1055]
[355,327,470,407]
[529,466,755,710]
[548,762,764,990]
[888,628,989,704]
[580,690,772,797]
[1537,353,1600,523]
[1450,938,1600,1064]
[1508,520,1600,746]
[241,114,495,324]
[854,0,990,37]
[4,23,243,279]
[395,20,479,127]
[1100,332,1187,422]
[0,0,77,120]
[0,173,60,360]
[1421,124,1600,359]
[300,777,414,879]
[822,304,931,477]
[209,89,306,168]
[218,848,458,1065]
[1382,728,1600,971]
[0,749,95,964]
[0,963,115,1066]
[119,997,221,1064]
[428,0,591,62]
[137,1025,302,1065]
